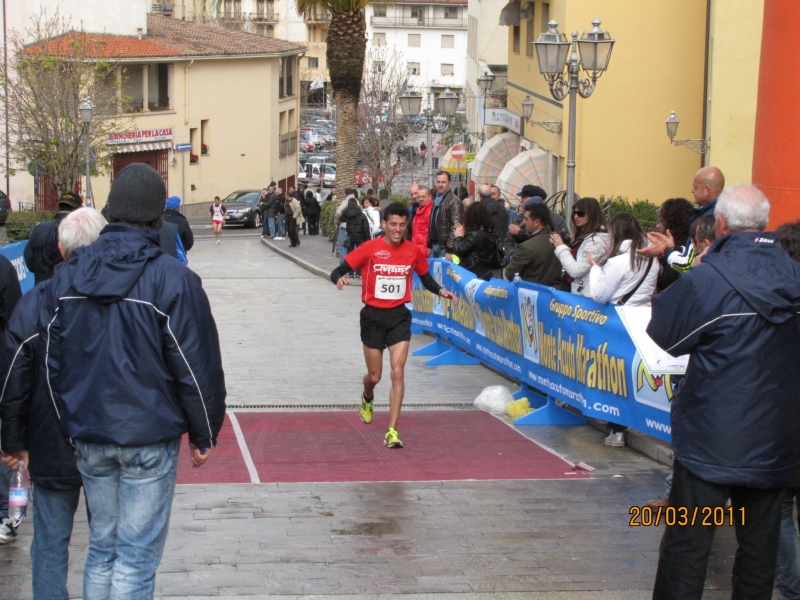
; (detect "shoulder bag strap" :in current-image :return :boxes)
[617,257,654,306]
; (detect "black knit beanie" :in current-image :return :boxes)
[107,163,166,223]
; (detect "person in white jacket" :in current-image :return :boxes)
[362,196,382,239]
[550,197,611,295]
[587,213,657,307]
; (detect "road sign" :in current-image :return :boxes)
[451,144,467,161]
[465,152,476,162]
[175,143,192,151]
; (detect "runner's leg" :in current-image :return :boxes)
[386,341,409,429]
[363,345,383,400]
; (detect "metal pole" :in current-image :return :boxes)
[565,44,579,226]
[84,123,93,207]
[181,151,185,212]
[426,92,434,189]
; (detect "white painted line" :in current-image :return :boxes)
[228,411,261,484]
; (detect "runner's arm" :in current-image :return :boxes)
[419,273,442,295]
[330,261,354,284]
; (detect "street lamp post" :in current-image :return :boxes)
[476,72,495,144]
[533,19,614,218]
[79,97,94,207]
[665,111,710,154]
[521,96,563,133]
[399,88,459,188]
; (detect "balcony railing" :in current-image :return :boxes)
[370,14,467,28]
[151,3,173,15]
[280,130,298,157]
[305,10,332,23]
[127,97,170,113]
[253,4,277,22]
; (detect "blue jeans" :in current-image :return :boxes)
[267,216,277,237]
[337,227,348,264]
[0,461,10,518]
[77,437,180,600]
[32,485,82,600]
[776,488,800,600]
[277,214,286,237]
[431,244,446,259]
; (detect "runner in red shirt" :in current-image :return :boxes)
[330,202,457,448]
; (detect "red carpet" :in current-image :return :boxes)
[237,410,587,483]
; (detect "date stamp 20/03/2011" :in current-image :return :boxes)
[629,505,745,527]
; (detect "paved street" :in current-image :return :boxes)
[0,233,740,599]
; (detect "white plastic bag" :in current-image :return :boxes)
[474,385,515,415]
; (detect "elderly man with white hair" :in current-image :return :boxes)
[0,207,106,599]
[647,185,800,599]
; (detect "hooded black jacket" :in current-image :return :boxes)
[0,282,81,491]
[162,208,194,251]
[40,224,227,449]
[453,229,497,280]
[648,231,800,488]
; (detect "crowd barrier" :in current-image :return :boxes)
[410,260,674,442]
[0,241,33,295]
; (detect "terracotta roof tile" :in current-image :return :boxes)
[24,16,305,60]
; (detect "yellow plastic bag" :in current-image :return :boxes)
[506,397,533,419]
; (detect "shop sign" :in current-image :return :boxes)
[107,128,175,145]
[484,109,521,134]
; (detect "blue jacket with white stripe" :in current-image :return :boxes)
[648,231,800,488]
[40,224,226,449]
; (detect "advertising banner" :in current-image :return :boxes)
[0,241,34,294]
[411,260,674,442]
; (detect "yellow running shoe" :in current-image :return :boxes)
[384,427,403,448]
[360,393,373,424]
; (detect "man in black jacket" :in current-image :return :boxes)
[163,195,194,252]
[23,191,82,283]
[0,207,106,597]
[39,164,226,599]
[648,185,800,599]
[259,184,277,239]
[478,184,508,241]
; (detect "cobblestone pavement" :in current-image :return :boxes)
[0,235,739,599]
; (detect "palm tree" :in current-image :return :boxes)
[296,0,368,201]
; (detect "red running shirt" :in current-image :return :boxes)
[344,237,430,308]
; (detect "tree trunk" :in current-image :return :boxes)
[335,90,358,202]
[326,10,366,202]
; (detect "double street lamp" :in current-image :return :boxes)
[533,19,615,218]
[79,97,94,207]
[399,88,459,188]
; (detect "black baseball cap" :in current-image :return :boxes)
[58,191,83,208]
[517,185,547,200]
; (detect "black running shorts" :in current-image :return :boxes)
[360,304,412,350]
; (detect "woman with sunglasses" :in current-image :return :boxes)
[550,198,611,296]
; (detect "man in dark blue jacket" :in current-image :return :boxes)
[0,206,106,599]
[648,185,800,599]
[39,164,227,600]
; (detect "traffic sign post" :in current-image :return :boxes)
[174,143,191,208]
[451,144,466,161]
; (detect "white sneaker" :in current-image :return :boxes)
[604,431,625,447]
[0,518,18,544]
[216,239,220,245]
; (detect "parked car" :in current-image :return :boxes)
[300,140,315,152]
[0,191,12,224]
[221,190,263,228]
[300,132,325,150]
[298,163,336,188]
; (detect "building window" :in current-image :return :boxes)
[279,56,294,98]
[201,119,210,155]
[441,34,454,48]
[266,25,274,37]
[441,63,454,76]
[320,27,328,41]
[189,127,198,163]
[513,23,520,54]
[374,61,385,73]
[408,33,420,47]
[407,62,420,75]
[373,32,386,46]
[526,15,534,57]
[541,2,550,32]
[411,6,424,22]
[308,56,319,68]
[373,3,386,16]
[443,6,458,19]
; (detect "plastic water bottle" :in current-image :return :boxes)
[512,273,522,284]
[8,462,30,523]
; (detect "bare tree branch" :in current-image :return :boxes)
[0,10,133,196]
